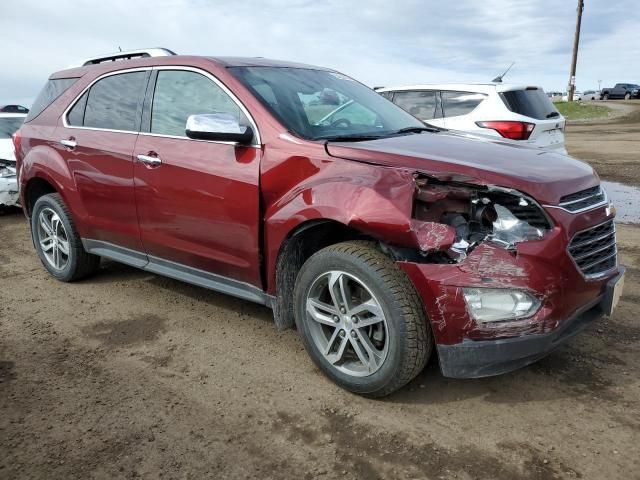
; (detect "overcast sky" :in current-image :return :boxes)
[2,0,639,106]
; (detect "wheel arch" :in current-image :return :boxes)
[271,218,377,330]
[20,145,85,224]
[23,176,58,216]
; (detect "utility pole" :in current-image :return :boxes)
[568,0,585,102]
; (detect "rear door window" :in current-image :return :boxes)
[83,71,148,131]
[499,88,558,120]
[25,78,78,122]
[392,90,438,121]
[150,70,245,137]
[441,91,486,117]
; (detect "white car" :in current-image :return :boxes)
[548,91,564,102]
[581,90,600,101]
[376,83,567,154]
[561,91,582,102]
[0,113,26,207]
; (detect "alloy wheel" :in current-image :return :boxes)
[37,207,70,271]
[305,270,389,377]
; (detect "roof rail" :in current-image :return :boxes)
[81,48,177,66]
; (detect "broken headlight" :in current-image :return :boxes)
[413,177,552,261]
[463,288,541,322]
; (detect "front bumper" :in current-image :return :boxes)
[399,200,623,379]
[0,167,19,207]
[437,268,623,378]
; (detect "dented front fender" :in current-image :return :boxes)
[262,152,458,293]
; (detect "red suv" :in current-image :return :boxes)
[15,49,624,397]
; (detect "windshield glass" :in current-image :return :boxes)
[228,66,424,140]
[0,117,25,139]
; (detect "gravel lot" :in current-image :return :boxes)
[1,103,639,480]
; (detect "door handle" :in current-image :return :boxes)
[136,154,162,167]
[60,139,77,149]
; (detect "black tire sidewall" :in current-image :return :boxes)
[294,247,418,395]
[31,194,81,282]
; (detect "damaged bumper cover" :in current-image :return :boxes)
[438,268,623,378]
[0,162,19,207]
[399,222,624,379]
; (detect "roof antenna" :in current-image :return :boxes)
[492,62,515,83]
[118,46,122,52]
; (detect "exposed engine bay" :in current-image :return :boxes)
[389,174,552,264]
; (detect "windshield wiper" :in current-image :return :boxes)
[546,111,560,118]
[315,133,385,142]
[393,125,443,134]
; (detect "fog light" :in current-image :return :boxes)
[462,288,540,323]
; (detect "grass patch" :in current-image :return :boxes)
[553,101,611,121]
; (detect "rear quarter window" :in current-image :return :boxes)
[499,89,558,120]
[25,78,78,122]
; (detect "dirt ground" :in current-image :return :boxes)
[564,100,640,187]
[1,103,640,480]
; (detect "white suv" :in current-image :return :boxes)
[0,113,26,207]
[376,84,567,154]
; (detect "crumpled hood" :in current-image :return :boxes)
[325,131,598,205]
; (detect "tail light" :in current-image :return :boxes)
[12,128,22,160]
[476,121,535,140]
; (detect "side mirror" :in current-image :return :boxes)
[185,113,254,145]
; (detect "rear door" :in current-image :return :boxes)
[498,87,565,150]
[57,69,150,251]
[133,67,262,287]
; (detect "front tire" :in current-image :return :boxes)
[294,241,431,397]
[624,93,631,100]
[31,193,100,282]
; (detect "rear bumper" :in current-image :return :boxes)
[436,267,624,378]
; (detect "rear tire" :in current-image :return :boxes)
[31,193,100,282]
[294,241,431,397]
[603,93,610,100]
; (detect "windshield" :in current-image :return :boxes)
[0,117,25,139]
[228,66,425,140]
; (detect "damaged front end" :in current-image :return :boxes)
[0,159,20,207]
[383,173,619,378]
[388,173,553,264]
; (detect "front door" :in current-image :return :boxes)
[133,68,262,287]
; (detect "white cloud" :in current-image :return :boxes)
[0,0,637,105]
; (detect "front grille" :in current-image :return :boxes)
[568,220,617,277]
[559,185,606,212]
